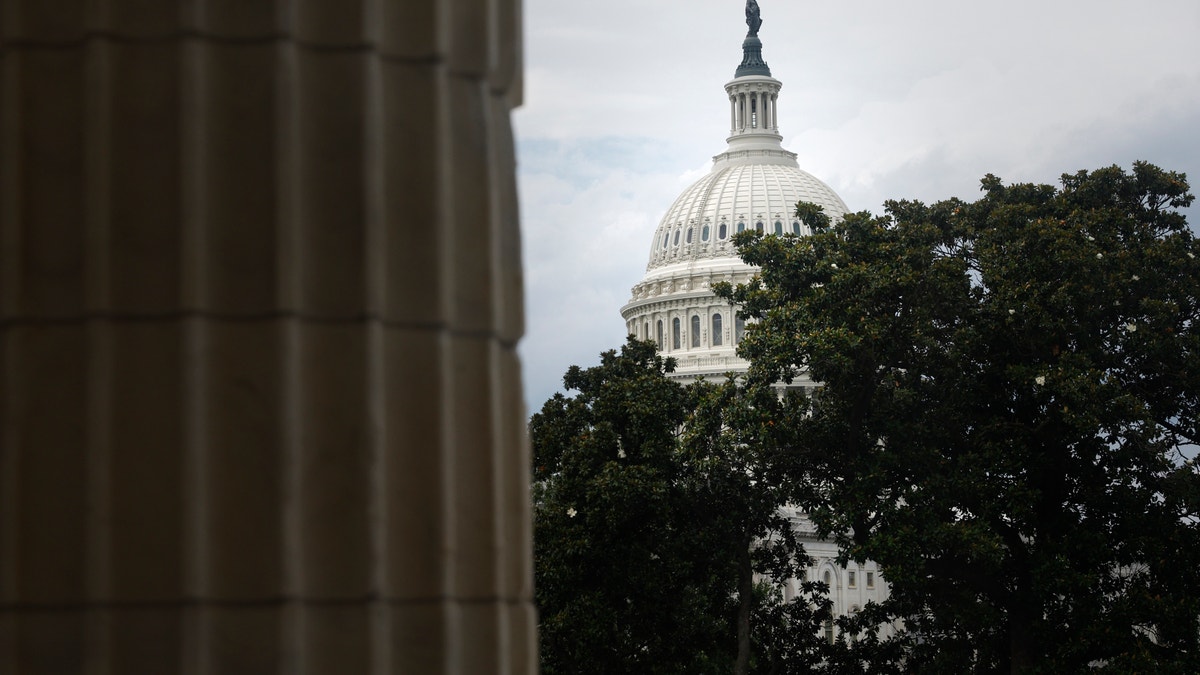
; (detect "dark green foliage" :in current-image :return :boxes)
[682,379,832,675]
[718,162,1200,673]
[532,338,712,674]
[532,338,834,674]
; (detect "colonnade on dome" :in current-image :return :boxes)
[625,301,746,371]
[729,82,781,134]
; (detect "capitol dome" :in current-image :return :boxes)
[621,9,848,383]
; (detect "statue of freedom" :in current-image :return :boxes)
[746,0,762,37]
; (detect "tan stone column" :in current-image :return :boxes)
[0,1,534,672]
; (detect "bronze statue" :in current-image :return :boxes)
[746,0,762,37]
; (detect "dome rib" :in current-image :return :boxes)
[644,163,847,273]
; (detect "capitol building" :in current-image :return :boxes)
[620,2,888,629]
[620,8,846,388]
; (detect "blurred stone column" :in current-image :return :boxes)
[0,0,533,672]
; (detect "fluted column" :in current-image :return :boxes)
[0,1,534,673]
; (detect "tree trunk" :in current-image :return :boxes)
[735,539,754,675]
[1009,620,1034,674]
[1007,582,1037,675]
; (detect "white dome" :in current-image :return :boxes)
[619,31,848,384]
[644,161,848,275]
[620,154,847,383]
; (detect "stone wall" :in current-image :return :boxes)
[0,1,534,672]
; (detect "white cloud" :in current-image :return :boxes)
[517,138,705,407]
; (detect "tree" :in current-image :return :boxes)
[681,378,835,675]
[532,338,713,674]
[718,162,1200,673]
[532,338,835,674]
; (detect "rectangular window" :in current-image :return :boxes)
[866,572,874,589]
[848,570,856,588]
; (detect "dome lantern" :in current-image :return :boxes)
[721,0,789,167]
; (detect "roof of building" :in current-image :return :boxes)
[644,162,848,273]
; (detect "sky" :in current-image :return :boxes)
[514,0,1200,414]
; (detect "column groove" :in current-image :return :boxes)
[0,0,533,671]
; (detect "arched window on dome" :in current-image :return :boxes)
[735,315,745,344]
[656,320,664,350]
[701,224,710,241]
[712,313,723,346]
[755,220,764,232]
[792,220,802,234]
[672,318,681,350]
[673,229,681,246]
[685,227,693,244]
[662,232,669,249]
[774,220,783,235]
[719,223,728,240]
[690,315,700,347]
[737,221,745,234]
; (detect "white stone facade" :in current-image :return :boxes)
[785,509,892,641]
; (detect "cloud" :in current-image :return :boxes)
[516,0,1200,412]
[517,138,708,407]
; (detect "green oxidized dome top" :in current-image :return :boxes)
[736,1,771,77]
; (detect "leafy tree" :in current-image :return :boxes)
[532,338,711,674]
[532,338,835,674]
[681,378,835,675]
[717,162,1200,673]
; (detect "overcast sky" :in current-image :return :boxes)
[513,0,1200,414]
